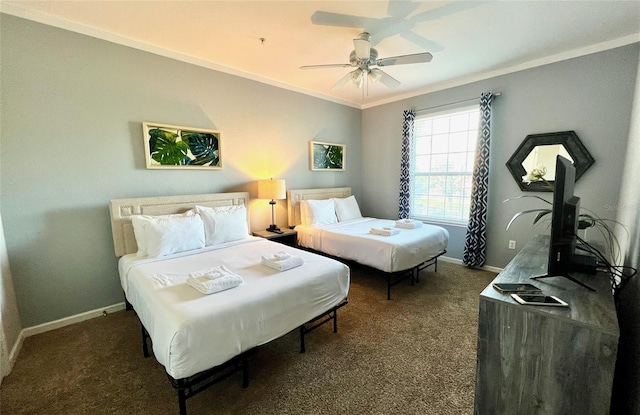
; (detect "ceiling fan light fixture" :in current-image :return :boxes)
[351,69,364,88]
[368,68,382,83]
[301,31,431,94]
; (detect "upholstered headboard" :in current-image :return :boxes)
[108,192,250,257]
[287,187,351,227]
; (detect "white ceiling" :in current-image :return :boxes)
[2,1,639,109]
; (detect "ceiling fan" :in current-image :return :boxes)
[300,32,433,90]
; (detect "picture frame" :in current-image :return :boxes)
[309,141,346,171]
[142,122,222,170]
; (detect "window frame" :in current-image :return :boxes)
[409,103,480,226]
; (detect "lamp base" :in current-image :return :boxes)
[266,224,283,234]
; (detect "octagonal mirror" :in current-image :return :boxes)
[506,131,594,192]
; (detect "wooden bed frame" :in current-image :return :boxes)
[287,187,446,300]
[109,192,347,415]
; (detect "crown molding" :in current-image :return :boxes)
[2,4,638,111]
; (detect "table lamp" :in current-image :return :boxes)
[258,178,286,233]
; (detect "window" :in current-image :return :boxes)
[410,105,480,225]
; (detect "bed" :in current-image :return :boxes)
[287,187,448,299]
[109,192,349,415]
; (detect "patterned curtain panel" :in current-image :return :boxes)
[398,110,416,219]
[463,92,494,267]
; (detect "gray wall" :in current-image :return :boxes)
[362,44,639,268]
[0,15,361,327]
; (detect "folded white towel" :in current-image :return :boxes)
[261,251,293,262]
[261,252,304,271]
[369,227,400,236]
[395,219,423,229]
[186,265,243,295]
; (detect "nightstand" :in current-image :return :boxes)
[252,229,298,247]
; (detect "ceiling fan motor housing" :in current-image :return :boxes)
[302,30,428,91]
[349,48,378,70]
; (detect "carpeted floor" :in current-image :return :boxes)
[1,261,496,415]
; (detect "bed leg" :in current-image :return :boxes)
[333,309,338,333]
[241,356,249,388]
[415,266,420,284]
[299,326,306,353]
[125,298,132,311]
[178,389,187,415]
[387,274,392,300]
[141,323,150,358]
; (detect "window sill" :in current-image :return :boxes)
[410,217,468,228]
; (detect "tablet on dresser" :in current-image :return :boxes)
[510,294,569,307]
[492,283,542,294]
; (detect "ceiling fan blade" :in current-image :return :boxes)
[353,38,370,60]
[376,52,433,67]
[300,63,353,69]
[376,69,401,89]
[331,71,354,90]
[310,11,378,28]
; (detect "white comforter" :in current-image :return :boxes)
[118,237,350,379]
[296,218,449,273]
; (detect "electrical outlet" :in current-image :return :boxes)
[508,240,516,250]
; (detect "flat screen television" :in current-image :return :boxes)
[531,155,597,291]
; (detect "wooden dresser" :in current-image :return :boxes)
[474,234,619,414]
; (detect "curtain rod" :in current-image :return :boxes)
[415,92,501,114]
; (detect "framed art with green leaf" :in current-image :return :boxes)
[142,122,222,169]
[309,141,345,171]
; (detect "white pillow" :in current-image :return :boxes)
[300,199,338,226]
[333,195,363,222]
[196,205,249,246]
[143,214,205,258]
[131,210,195,257]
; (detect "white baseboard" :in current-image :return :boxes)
[5,330,24,379]
[2,302,126,381]
[440,255,503,274]
[1,256,501,382]
[22,302,126,338]
[4,259,500,377]
[13,260,497,339]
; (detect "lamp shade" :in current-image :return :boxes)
[258,179,286,200]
